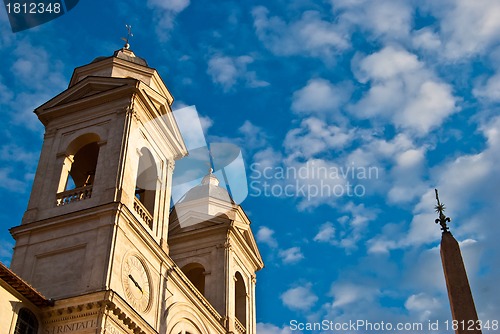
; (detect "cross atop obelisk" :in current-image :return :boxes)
[435,189,451,232]
[435,189,481,334]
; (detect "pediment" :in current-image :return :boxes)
[232,222,263,268]
[36,76,138,113]
[168,203,264,269]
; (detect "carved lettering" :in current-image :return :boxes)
[44,319,97,334]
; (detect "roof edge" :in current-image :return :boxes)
[0,261,53,307]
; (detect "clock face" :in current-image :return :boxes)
[121,255,151,312]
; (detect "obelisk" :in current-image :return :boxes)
[435,189,481,334]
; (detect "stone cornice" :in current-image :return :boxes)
[40,291,156,334]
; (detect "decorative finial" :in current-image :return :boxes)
[204,160,214,175]
[121,24,133,49]
[201,168,219,186]
[435,189,451,233]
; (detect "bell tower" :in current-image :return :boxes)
[168,171,264,334]
[9,46,188,332]
[5,40,264,333]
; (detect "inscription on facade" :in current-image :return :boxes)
[44,320,97,334]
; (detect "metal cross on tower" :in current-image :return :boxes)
[121,24,133,49]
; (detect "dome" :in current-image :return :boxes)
[91,56,109,63]
[179,172,233,204]
[113,48,148,66]
[171,171,237,229]
[90,47,148,67]
[69,45,173,104]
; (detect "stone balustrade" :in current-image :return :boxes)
[235,318,246,334]
[133,197,153,229]
[56,185,93,206]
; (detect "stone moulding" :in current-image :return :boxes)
[41,295,150,334]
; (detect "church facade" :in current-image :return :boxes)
[0,47,263,334]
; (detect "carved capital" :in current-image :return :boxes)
[124,105,140,122]
[216,241,232,250]
[44,128,58,139]
[167,159,175,172]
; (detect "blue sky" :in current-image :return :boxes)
[1,0,500,333]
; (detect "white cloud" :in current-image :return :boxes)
[459,238,477,247]
[12,41,66,91]
[252,147,282,171]
[365,133,415,158]
[405,293,440,311]
[0,168,29,192]
[252,7,349,60]
[397,81,456,134]
[369,116,500,255]
[333,0,413,41]
[274,105,433,210]
[425,0,500,59]
[405,293,441,322]
[256,323,293,334]
[330,282,379,308]
[256,226,278,248]
[171,102,215,136]
[279,247,304,264]
[291,78,351,116]
[198,116,213,132]
[0,144,39,167]
[474,71,500,102]
[238,121,268,150]
[367,238,397,255]
[356,46,422,82]
[404,246,447,294]
[148,0,189,12]
[396,149,425,168]
[334,203,378,251]
[147,0,190,37]
[207,54,269,91]
[281,283,318,311]
[412,28,442,51]
[0,40,67,131]
[207,55,239,90]
[340,132,428,204]
[313,222,336,243]
[350,46,458,135]
[345,133,408,170]
[284,118,354,159]
[387,147,427,204]
[172,106,209,149]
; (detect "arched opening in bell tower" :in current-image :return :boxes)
[135,147,158,221]
[56,133,100,206]
[181,263,206,295]
[235,271,247,328]
[65,142,99,190]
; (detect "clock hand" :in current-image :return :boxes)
[128,274,143,294]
